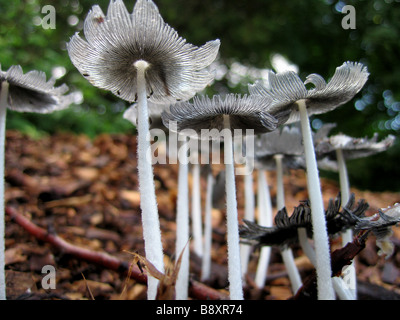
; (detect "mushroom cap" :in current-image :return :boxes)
[0,64,74,113]
[253,126,305,170]
[255,155,306,171]
[249,61,369,124]
[161,94,280,140]
[315,132,396,161]
[67,0,220,103]
[240,193,369,247]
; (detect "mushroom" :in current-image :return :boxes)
[200,163,214,282]
[0,64,74,300]
[241,194,369,247]
[67,0,220,299]
[315,125,395,298]
[315,126,395,239]
[253,161,273,289]
[162,93,282,300]
[240,193,370,299]
[354,203,400,257]
[249,61,369,299]
[174,136,190,299]
[239,150,256,278]
[190,154,203,259]
[252,126,305,292]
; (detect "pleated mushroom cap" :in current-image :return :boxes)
[249,61,369,123]
[161,94,282,140]
[67,0,220,104]
[254,126,306,170]
[316,132,395,161]
[0,64,74,113]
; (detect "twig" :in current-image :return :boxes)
[5,206,227,300]
[291,231,368,300]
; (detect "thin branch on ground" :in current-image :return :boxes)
[5,206,227,300]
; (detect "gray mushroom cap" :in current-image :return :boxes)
[161,94,281,140]
[253,126,306,170]
[0,64,74,113]
[249,61,369,124]
[67,0,220,104]
[315,132,396,161]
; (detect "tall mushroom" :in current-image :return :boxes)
[315,127,395,298]
[253,126,305,293]
[253,161,273,288]
[240,193,371,300]
[239,147,256,278]
[67,0,220,299]
[0,64,74,300]
[190,154,203,259]
[249,61,369,299]
[201,163,214,282]
[162,93,285,300]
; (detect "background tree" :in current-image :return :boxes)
[0,0,399,191]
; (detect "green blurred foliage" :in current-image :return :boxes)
[0,0,399,191]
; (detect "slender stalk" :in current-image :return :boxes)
[281,249,302,293]
[298,228,317,263]
[254,169,272,288]
[135,60,164,300]
[191,157,203,258]
[336,147,356,299]
[336,148,351,243]
[175,139,189,299]
[0,81,8,300]
[274,154,285,211]
[201,167,213,281]
[274,154,302,293]
[223,115,243,300]
[298,227,354,300]
[240,162,255,277]
[297,99,335,300]
[332,277,356,300]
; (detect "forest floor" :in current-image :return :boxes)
[3,130,400,300]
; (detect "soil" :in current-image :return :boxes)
[4,130,400,300]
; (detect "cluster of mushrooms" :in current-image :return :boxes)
[0,0,398,300]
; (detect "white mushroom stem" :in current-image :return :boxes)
[254,169,272,288]
[223,114,243,300]
[274,154,285,211]
[240,161,255,277]
[191,157,203,258]
[297,99,335,300]
[297,227,354,300]
[336,148,351,243]
[0,81,8,300]
[297,228,316,263]
[274,154,302,293]
[336,147,356,299]
[201,167,213,281]
[135,60,164,300]
[175,139,190,299]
